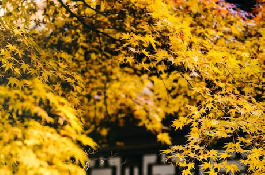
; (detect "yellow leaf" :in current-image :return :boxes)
[219,152,232,159]
[7,77,19,87]
[182,169,192,175]
[125,56,135,65]
[142,49,150,57]
[225,164,239,174]
[201,161,212,170]
[205,169,217,175]
[2,62,13,71]
[157,133,172,145]
[142,61,151,72]
[121,33,131,40]
[20,62,29,73]
[66,78,75,84]
[216,38,225,46]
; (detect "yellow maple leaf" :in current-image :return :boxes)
[201,161,212,170]
[182,169,192,175]
[7,77,19,87]
[205,168,217,175]
[225,164,239,174]
[157,133,172,145]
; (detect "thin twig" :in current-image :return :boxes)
[73,0,127,32]
[58,0,119,41]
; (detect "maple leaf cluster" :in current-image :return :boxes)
[0,0,264,174]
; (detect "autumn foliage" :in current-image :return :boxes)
[0,0,264,174]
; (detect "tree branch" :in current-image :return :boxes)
[73,0,127,33]
[57,0,119,41]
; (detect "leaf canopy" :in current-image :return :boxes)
[0,0,264,174]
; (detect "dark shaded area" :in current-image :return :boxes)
[86,117,189,175]
[86,117,249,175]
[88,116,188,157]
[225,0,257,12]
